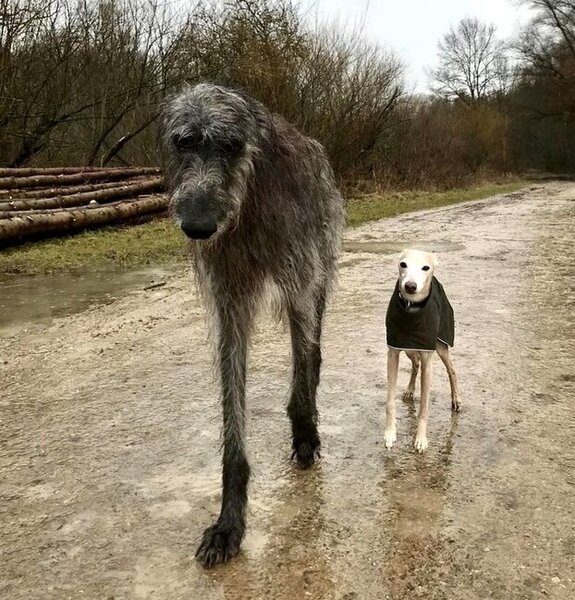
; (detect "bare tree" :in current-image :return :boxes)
[523,0,575,57]
[431,17,510,103]
[176,0,405,179]
[296,23,404,177]
[507,0,575,171]
[515,0,575,117]
[0,0,196,167]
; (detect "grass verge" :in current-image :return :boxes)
[345,181,528,227]
[0,219,186,276]
[0,181,528,276]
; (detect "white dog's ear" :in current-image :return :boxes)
[431,252,440,267]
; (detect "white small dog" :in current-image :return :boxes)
[384,249,461,452]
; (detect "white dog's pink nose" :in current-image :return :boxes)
[404,281,417,294]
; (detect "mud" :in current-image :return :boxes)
[1,183,574,599]
[0,267,176,338]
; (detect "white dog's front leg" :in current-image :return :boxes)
[385,348,400,448]
[414,351,433,452]
[403,351,420,401]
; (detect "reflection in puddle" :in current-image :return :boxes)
[377,411,460,596]
[0,265,178,337]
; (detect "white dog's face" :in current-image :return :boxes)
[397,248,438,303]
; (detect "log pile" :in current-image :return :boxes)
[0,167,167,244]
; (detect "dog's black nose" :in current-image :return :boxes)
[181,220,217,240]
[404,282,417,294]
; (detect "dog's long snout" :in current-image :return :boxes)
[175,187,219,240]
[404,281,417,294]
[181,218,217,240]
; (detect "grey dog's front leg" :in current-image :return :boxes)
[287,297,322,469]
[196,301,250,568]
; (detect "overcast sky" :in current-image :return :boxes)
[299,0,534,93]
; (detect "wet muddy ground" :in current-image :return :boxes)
[1,182,574,599]
[0,267,176,338]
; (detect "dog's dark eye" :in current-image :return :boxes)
[220,138,244,156]
[400,261,407,268]
[173,133,202,152]
[422,265,430,271]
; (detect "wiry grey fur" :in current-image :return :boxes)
[160,83,344,568]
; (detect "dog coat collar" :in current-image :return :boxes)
[386,276,455,351]
[397,293,427,312]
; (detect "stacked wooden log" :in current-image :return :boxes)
[0,167,167,244]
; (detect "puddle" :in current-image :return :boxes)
[0,265,178,337]
[343,240,466,254]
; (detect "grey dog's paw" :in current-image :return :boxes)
[292,437,321,470]
[195,522,243,568]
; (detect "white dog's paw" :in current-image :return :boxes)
[384,427,396,449]
[414,433,428,452]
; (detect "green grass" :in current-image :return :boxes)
[0,180,528,276]
[0,218,186,276]
[345,181,528,227]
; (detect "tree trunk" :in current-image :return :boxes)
[0,166,121,177]
[0,178,152,200]
[0,196,168,242]
[101,114,159,166]
[0,167,161,190]
[0,179,164,212]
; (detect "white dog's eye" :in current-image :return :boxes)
[400,261,407,268]
[422,265,430,271]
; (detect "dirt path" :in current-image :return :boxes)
[1,182,574,600]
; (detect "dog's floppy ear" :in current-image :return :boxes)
[431,252,440,267]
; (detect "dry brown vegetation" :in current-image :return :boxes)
[0,0,573,187]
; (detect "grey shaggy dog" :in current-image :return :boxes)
[161,83,344,567]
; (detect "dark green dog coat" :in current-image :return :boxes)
[386,276,454,351]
